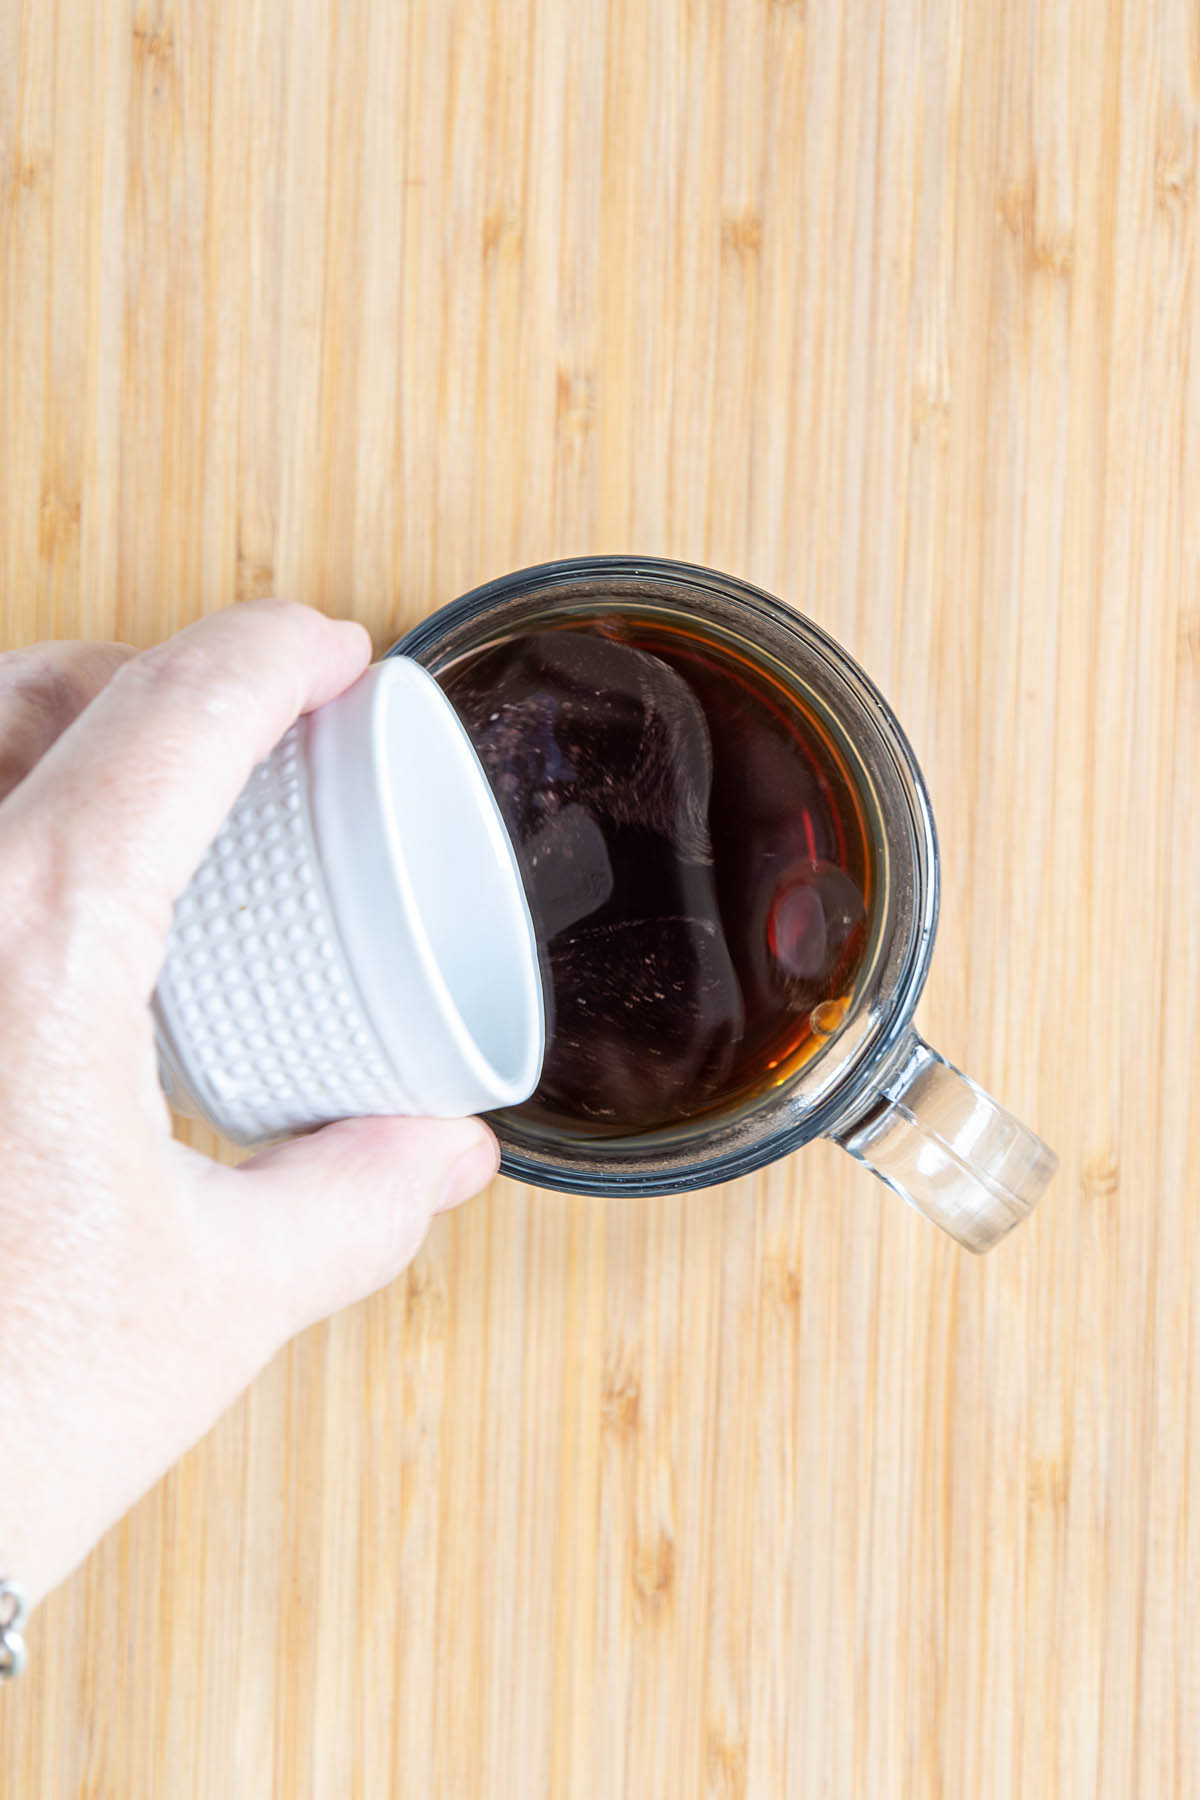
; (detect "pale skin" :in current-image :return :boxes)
[0,600,499,1613]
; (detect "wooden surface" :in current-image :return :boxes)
[2,0,1198,1793]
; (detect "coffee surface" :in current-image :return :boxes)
[442,614,871,1135]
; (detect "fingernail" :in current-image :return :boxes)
[439,1127,500,1212]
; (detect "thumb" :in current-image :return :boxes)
[210,1114,499,1336]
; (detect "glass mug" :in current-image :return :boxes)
[395,556,1056,1252]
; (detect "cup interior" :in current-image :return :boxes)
[395,558,938,1196]
[380,667,545,1101]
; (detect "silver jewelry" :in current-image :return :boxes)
[0,1576,28,1681]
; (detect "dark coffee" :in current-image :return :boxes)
[441,611,873,1137]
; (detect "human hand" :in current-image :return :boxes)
[0,603,499,1613]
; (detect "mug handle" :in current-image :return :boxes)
[834,1029,1056,1253]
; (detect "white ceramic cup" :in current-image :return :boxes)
[154,658,545,1146]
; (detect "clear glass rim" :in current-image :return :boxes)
[393,555,939,1195]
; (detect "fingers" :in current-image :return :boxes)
[207,1114,499,1336]
[0,642,136,805]
[7,600,371,922]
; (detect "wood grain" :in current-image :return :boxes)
[2,0,1198,1793]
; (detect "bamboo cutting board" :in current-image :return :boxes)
[2,1,1198,1794]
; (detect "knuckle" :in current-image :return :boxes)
[0,650,88,742]
[0,645,139,802]
[118,636,265,728]
[120,635,219,694]
[121,603,319,718]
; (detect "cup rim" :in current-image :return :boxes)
[393,555,940,1195]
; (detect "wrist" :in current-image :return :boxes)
[0,1571,28,1681]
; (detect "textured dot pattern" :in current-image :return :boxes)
[156,724,408,1144]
